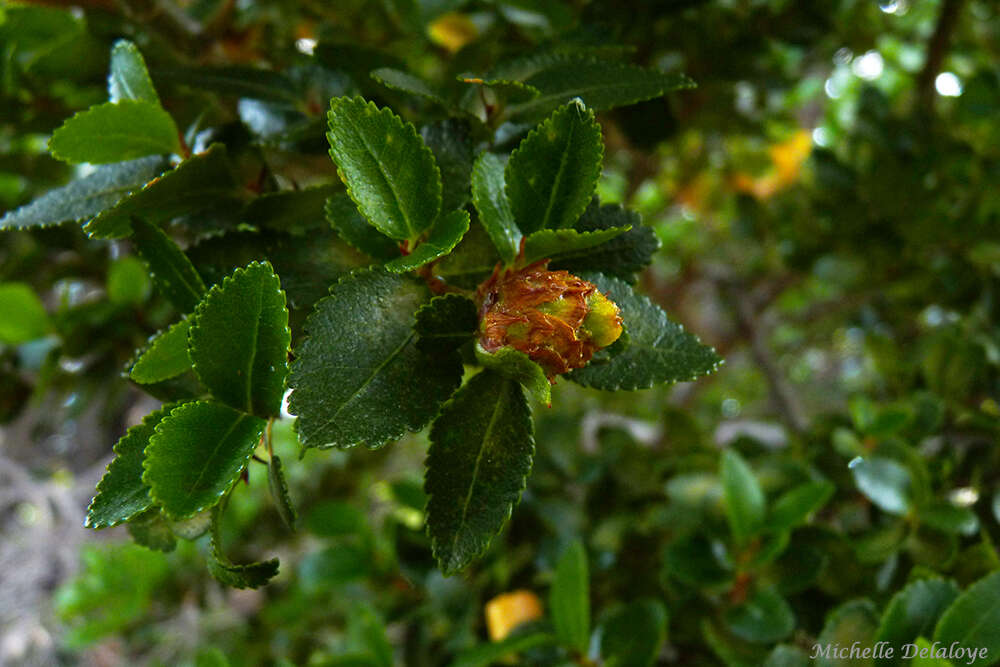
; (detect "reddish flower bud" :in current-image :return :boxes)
[477,260,624,378]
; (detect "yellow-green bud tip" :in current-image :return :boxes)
[477,261,623,378]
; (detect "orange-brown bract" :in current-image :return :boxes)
[477,260,624,378]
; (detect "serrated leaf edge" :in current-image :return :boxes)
[425,373,535,575]
[108,39,160,105]
[506,100,605,233]
[326,96,443,243]
[85,402,183,529]
[187,260,291,417]
[141,401,265,520]
[503,56,697,118]
[82,143,233,238]
[126,317,192,384]
[370,67,450,108]
[323,194,401,262]
[522,225,631,264]
[568,273,723,391]
[384,209,471,273]
[413,293,478,351]
[287,266,460,449]
[48,100,180,164]
[0,157,169,231]
[208,503,280,589]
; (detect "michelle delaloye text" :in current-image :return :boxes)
[809,641,987,664]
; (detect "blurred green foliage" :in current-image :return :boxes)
[2,0,1000,665]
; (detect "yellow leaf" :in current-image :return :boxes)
[428,12,478,54]
[770,129,812,186]
[485,590,543,641]
[731,129,813,200]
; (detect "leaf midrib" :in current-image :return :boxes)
[336,107,429,242]
[313,330,416,443]
[243,276,264,413]
[473,155,519,258]
[183,411,249,507]
[450,381,509,563]
[135,225,205,307]
[57,126,177,156]
[940,583,1000,646]
[507,68,690,117]
[539,115,575,231]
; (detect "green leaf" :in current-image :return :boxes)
[169,509,212,540]
[0,156,167,230]
[505,59,695,120]
[143,401,265,520]
[300,545,372,589]
[413,294,478,353]
[475,343,552,406]
[188,227,368,312]
[130,216,206,312]
[566,272,721,390]
[768,480,835,532]
[85,403,178,529]
[849,456,913,516]
[598,599,668,667]
[267,455,297,531]
[108,39,159,104]
[0,283,51,344]
[471,151,521,264]
[433,221,502,289]
[49,100,180,164]
[425,370,534,575]
[460,76,540,99]
[458,75,541,107]
[720,450,766,543]
[662,533,732,587]
[347,606,393,667]
[505,101,603,234]
[107,256,151,305]
[84,144,239,239]
[384,209,470,272]
[207,505,279,589]
[126,509,178,552]
[243,185,338,234]
[933,571,1000,659]
[702,617,769,667]
[551,200,660,283]
[452,633,556,667]
[305,500,368,538]
[550,539,590,653]
[325,193,402,261]
[920,501,980,536]
[907,637,956,667]
[155,65,299,103]
[188,262,290,417]
[421,119,474,212]
[371,67,449,108]
[194,648,230,667]
[725,590,795,644]
[815,600,880,667]
[763,645,811,667]
[875,578,960,665]
[129,319,192,384]
[313,41,404,89]
[288,268,462,449]
[521,226,629,265]
[326,96,442,242]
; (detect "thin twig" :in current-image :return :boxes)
[915,0,965,112]
[724,283,809,436]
